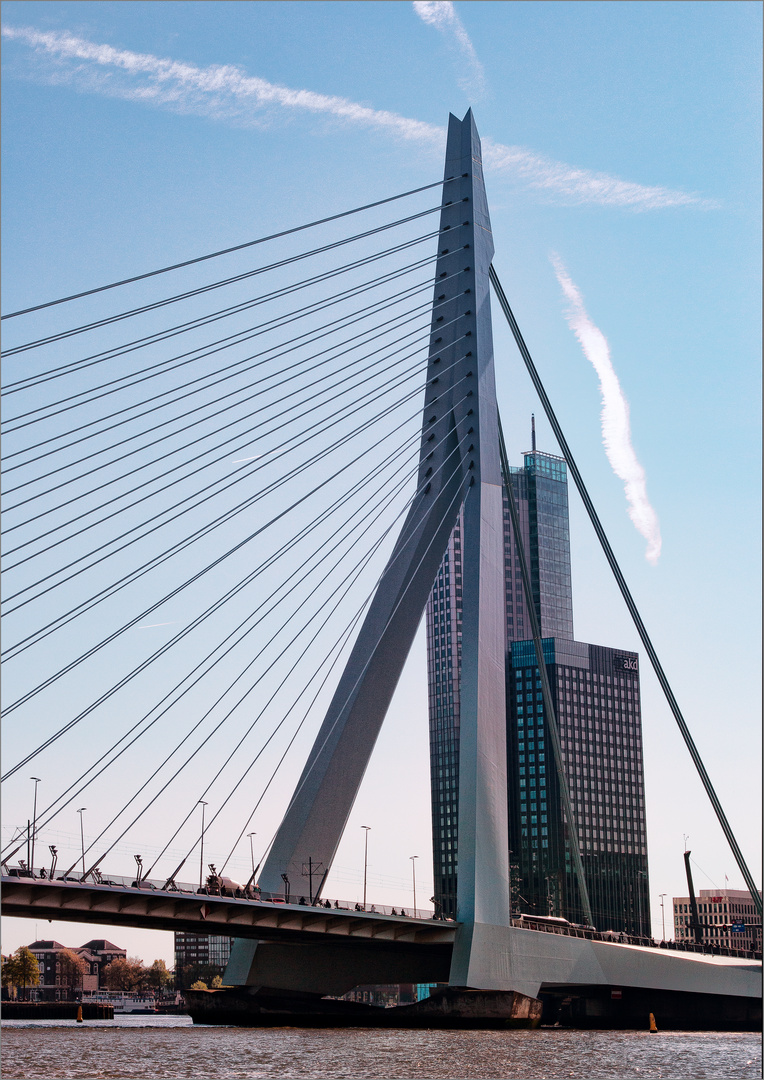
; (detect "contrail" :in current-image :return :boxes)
[412,1,485,98]
[2,24,712,211]
[551,254,662,565]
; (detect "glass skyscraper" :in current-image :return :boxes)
[507,638,649,935]
[174,932,234,988]
[504,450,574,643]
[426,438,650,935]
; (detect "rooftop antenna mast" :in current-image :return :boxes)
[531,413,536,452]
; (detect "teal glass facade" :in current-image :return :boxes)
[503,452,574,643]
[507,640,649,935]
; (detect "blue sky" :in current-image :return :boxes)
[1,1,760,966]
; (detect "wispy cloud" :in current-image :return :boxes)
[412,1,485,99]
[1,25,441,142]
[2,24,712,210]
[484,140,710,211]
[551,254,662,565]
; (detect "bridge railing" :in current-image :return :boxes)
[509,914,761,961]
[4,867,442,921]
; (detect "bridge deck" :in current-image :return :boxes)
[4,877,760,1002]
[1,877,455,947]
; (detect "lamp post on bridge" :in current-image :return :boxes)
[198,801,208,891]
[410,855,419,917]
[77,807,86,878]
[361,826,370,910]
[659,893,667,941]
[30,777,41,874]
[247,832,256,878]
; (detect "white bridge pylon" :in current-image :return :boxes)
[228,110,511,990]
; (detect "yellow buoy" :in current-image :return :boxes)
[649,1012,658,1033]
[76,1005,83,1023]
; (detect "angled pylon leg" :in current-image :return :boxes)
[226,111,510,991]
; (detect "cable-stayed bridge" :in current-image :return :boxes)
[2,112,760,1026]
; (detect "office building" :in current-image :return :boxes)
[673,888,762,952]
[426,435,650,934]
[507,637,648,933]
[174,932,234,988]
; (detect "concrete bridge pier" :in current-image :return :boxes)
[185,982,543,1029]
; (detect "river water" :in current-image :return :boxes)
[1,1016,760,1079]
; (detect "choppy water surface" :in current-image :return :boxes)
[1,1016,760,1079]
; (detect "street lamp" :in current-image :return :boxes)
[361,826,371,910]
[198,802,208,891]
[30,778,41,874]
[77,808,87,878]
[247,833,257,877]
[134,854,143,887]
[410,855,419,916]
[659,893,667,941]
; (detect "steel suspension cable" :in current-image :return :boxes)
[22,434,423,855]
[1,342,457,620]
[490,263,762,917]
[2,241,439,425]
[0,276,468,516]
[2,269,463,512]
[4,208,446,365]
[2,248,442,431]
[3,361,427,587]
[4,209,446,360]
[2,269,470,541]
[3,345,472,648]
[69,442,471,877]
[252,471,474,892]
[2,371,474,756]
[2,261,463,470]
[105,561,380,880]
[1,291,430,490]
[8,406,474,855]
[216,605,370,879]
[148,445,474,879]
[3,328,433,557]
[2,176,461,320]
[2,348,425,568]
[139,465,447,879]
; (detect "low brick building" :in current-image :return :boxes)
[27,938,127,1000]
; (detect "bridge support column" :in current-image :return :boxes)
[226,109,511,995]
[442,111,511,990]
